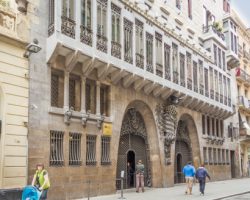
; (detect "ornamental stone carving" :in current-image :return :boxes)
[155,102,177,165]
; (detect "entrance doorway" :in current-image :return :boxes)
[176,153,183,183]
[231,151,236,178]
[127,151,135,188]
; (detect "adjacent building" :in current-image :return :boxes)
[28,0,242,199]
[232,9,250,177]
[0,0,29,189]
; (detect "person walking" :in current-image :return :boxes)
[195,163,211,195]
[31,163,50,200]
[136,160,145,193]
[182,161,196,195]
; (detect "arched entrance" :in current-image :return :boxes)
[174,114,200,184]
[116,108,151,189]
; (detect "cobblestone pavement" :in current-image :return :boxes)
[77,178,250,200]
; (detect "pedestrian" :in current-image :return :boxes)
[136,160,145,193]
[195,163,210,195]
[182,161,196,195]
[127,162,134,187]
[31,163,50,200]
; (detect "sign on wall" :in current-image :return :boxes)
[102,123,112,136]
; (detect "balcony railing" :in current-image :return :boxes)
[156,63,163,77]
[146,61,153,73]
[220,94,223,103]
[199,84,204,95]
[210,89,214,99]
[48,23,55,36]
[224,96,227,105]
[238,96,250,109]
[187,78,192,90]
[96,34,108,53]
[111,41,121,59]
[202,25,225,41]
[215,92,219,102]
[61,16,76,39]
[136,53,144,69]
[173,72,178,84]
[80,25,92,46]
[124,52,133,64]
[165,68,171,81]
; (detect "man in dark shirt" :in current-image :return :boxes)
[196,164,211,195]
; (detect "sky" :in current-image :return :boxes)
[232,0,250,27]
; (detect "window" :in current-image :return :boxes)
[81,0,91,28]
[48,0,55,36]
[111,3,121,43]
[228,122,233,138]
[214,44,217,66]
[100,84,110,117]
[146,32,153,73]
[219,73,223,103]
[215,71,219,101]
[227,78,231,106]
[164,44,171,80]
[222,51,226,71]
[231,32,234,51]
[86,79,96,114]
[213,148,217,165]
[212,118,215,136]
[155,32,163,77]
[209,67,214,99]
[51,70,64,108]
[180,53,185,87]
[216,119,219,137]
[188,0,192,19]
[97,0,107,36]
[220,120,224,137]
[86,135,97,165]
[203,147,208,164]
[69,132,82,166]
[207,116,210,135]
[218,149,221,165]
[124,18,133,64]
[223,76,227,105]
[204,68,209,97]
[222,149,225,164]
[199,60,204,95]
[193,61,198,92]
[187,52,192,89]
[208,148,212,164]
[218,48,221,68]
[135,19,144,69]
[172,43,178,84]
[69,75,81,111]
[50,130,64,166]
[226,150,229,164]
[101,136,111,165]
[62,0,75,19]
[202,115,206,135]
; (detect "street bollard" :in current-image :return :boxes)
[118,178,126,199]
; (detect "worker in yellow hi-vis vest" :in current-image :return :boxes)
[32,163,50,200]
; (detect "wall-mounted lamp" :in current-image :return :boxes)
[23,39,42,58]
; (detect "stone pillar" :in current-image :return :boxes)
[64,71,69,111]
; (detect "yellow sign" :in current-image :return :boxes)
[103,123,112,136]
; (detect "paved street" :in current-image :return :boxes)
[78,178,250,200]
[222,193,250,200]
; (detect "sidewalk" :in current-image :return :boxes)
[78,178,250,200]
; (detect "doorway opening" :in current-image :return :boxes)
[127,150,135,188]
[231,150,236,178]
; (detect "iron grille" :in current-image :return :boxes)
[86,135,97,165]
[69,132,82,166]
[50,130,64,166]
[61,16,76,38]
[51,74,59,107]
[101,136,111,165]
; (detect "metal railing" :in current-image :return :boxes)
[202,25,225,41]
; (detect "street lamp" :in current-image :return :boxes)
[23,39,42,58]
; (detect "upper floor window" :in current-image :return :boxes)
[199,60,204,95]
[48,0,55,36]
[188,0,192,19]
[124,18,133,64]
[186,52,192,90]
[51,70,64,108]
[86,79,96,114]
[111,3,121,43]
[100,84,110,117]
[69,75,81,111]
[164,44,171,81]
[204,68,209,97]
[155,32,163,77]
[172,43,179,84]
[62,0,75,19]
[146,32,153,73]
[193,61,198,92]
[180,53,185,87]
[97,0,107,36]
[209,67,214,98]
[223,0,230,13]
[81,0,91,28]
[135,19,144,69]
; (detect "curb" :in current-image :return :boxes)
[213,191,250,200]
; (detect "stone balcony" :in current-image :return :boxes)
[202,25,227,48]
[46,0,234,119]
[236,67,250,86]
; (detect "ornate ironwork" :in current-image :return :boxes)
[111,2,121,14]
[111,41,121,59]
[155,103,177,165]
[48,23,54,36]
[101,136,111,165]
[51,74,59,107]
[50,130,64,166]
[199,84,204,95]
[187,78,192,90]
[215,92,219,101]
[124,18,133,64]
[146,32,153,73]
[86,135,97,165]
[80,25,92,46]
[69,132,82,166]
[220,94,223,103]
[156,63,163,77]
[136,53,144,69]
[97,34,108,53]
[210,89,214,99]
[61,16,76,38]
[173,72,179,84]
[164,44,171,81]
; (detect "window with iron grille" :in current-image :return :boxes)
[69,132,82,166]
[203,147,208,164]
[111,3,121,58]
[86,79,96,114]
[222,51,226,71]
[172,43,178,84]
[51,70,64,108]
[155,32,163,77]
[100,84,110,117]
[221,120,224,137]
[124,18,133,64]
[218,149,222,165]
[164,44,171,80]
[101,136,111,165]
[179,53,185,87]
[202,115,206,135]
[69,75,81,111]
[208,147,212,164]
[81,0,92,28]
[50,130,64,166]
[135,19,144,69]
[62,0,75,19]
[216,119,219,137]
[97,0,107,37]
[213,148,217,165]
[214,71,219,101]
[222,149,225,164]
[146,32,153,73]
[204,68,209,97]
[193,61,198,92]
[199,60,204,95]
[86,135,97,165]
[48,0,55,36]
[211,118,215,136]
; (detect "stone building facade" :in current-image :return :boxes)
[0,0,30,189]
[232,10,250,177]
[28,0,241,199]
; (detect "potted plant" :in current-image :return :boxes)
[15,0,28,13]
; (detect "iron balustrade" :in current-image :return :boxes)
[69,132,82,166]
[96,34,108,53]
[136,53,144,69]
[111,41,121,59]
[80,25,93,46]
[156,63,163,77]
[187,78,192,90]
[50,130,64,166]
[202,25,225,41]
[61,16,76,39]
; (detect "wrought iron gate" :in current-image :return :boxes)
[116,108,151,190]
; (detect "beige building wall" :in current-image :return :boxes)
[0,0,30,188]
